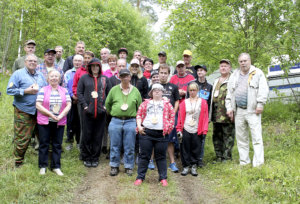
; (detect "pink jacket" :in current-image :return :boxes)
[37,85,67,126]
[136,98,175,136]
[176,98,209,135]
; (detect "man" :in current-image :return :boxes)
[133,50,142,62]
[36,49,64,84]
[109,58,127,88]
[226,53,269,167]
[100,48,111,72]
[7,54,47,167]
[63,41,85,72]
[210,59,235,163]
[174,50,197,78]
[12,40,43,72]
[118,48,130,69]
[153,51,175,76]
[55,46,65,69]
[63,54,84,150]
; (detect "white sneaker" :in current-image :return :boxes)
[39,168,46,175]
[53,168,64,176]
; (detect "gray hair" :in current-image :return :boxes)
[73,54,84,62]
[76,41,85,47]
[55,45,63,52]
[101,48,111,54]
[117,58,126,64]
[25,54,38,61]
[238,53,251,60]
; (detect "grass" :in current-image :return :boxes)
[0,74,299,203]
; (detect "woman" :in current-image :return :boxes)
[105,69,142,177]
[36,70,71,176]
[103,54,118,78]
[143,58,154,80]
[134,83,175,186]
[129,58,148,100]
[176,82,209,176]
[77,58,111,168]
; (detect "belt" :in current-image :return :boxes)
[237,106,247,109]
[114,116,135,120]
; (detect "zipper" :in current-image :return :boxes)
[94,77,98,118]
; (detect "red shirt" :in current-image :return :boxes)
[169,74,195,103]
[72,66,88,96]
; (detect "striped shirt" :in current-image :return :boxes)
[235,73,249,108]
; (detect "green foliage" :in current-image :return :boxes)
[263,101,300,123]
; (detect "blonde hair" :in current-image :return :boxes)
[129,64,143,79]
[47,69,61,83]
[188,82,199,91]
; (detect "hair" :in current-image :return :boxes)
[117,58,126,64]
[129,64,143,79]
[84,51,95,57]
[25,54,37,61]
[47,69,61,83]
[101,47,111,54]
[73,54,84,62]
[55,46,63,51]
[108,54,118,62]
[76,41,85,47]
[188,82,199,91]
[238,53,251,60]
[158,64,170,74]
[143,58,154,65]
[134,50,142,55]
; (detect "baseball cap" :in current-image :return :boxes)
[148,83,165,98]
[220,59,231,66]
[119,69,131,77]
[194,65,207,72]
[150,70,159,78]
[25,40,36,46]
[130,58,140,66]
[118,48,128,55]
[44,48,56,55]
[176,60,185,67]
[158,51,167,56]
[183,50,192,56]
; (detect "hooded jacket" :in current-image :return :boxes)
[77,58,111,118]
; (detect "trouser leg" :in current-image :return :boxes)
[222,123,235,160]
[154,138,168,181]
[191,133,202,165]
[137,135,154,180]
[50,123,64,169]
[123,119,136,169]
[91,115,106,162]
[181,129,192,167]
[109,118,123,167]
[81,113,94,162]
[38,124,50,168]
[213,123,224,159]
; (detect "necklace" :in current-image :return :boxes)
[188,98,198,126]
[151,100,160,124]
[121,86,130,111]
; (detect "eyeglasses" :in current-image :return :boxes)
[26,60,37,63]
[189,89,197,91]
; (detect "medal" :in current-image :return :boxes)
[32,83,39,90]
[214,90,219,97]
[189,119,196,126]
[53,104,61,114]
[121,104,128,111]
[151,117,158,124]
[91,91,98,98]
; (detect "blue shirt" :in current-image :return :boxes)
[63,67,76,97]
[6,67,47,115]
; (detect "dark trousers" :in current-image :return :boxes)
[181,129,202,167]
[198,134,206,162]
[66,102,80,144]
[38,122,65,169]
[137,130,168,181]
[81,112,106,162]
[213,122,235,160]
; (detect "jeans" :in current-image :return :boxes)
[109,117,136,169]
[38,122,65,169]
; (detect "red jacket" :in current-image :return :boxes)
[176,98,209,135]
[72,66,87,96]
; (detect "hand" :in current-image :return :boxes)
[226,111,234,122]
[24,85,39,95]
[255,107,263,115]
[177,131,183,143]
[72,95,78,104]
[49,113,58,121]
[84,106,88,112]
[137,126,145,135]
[56,114,64,121]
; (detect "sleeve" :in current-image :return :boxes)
[198,99,209,135]
[136,90,143,109]
[136,101,147,120]
[173,85,180,101]
[6,72,25,96]
[207,84,212,114]
[256,71,269,108]
[225,74,235,112]
[65,88,71,102]
[176,101,185,132]
[167,102,175,132]
[36,88,45,102]
[77,76,87,109]
[142,77,148,99]
[105,89,113,114]
[72,72,79,96]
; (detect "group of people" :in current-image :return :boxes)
[7,39,269,186]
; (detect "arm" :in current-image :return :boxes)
[256,71,269,114]
[36,101,57,121]
[225,74,234,121]
[77,77,88,109]
[7,73,38,96]
[174,100,179,113]
[57,101,71,121]
[105,89,113,114]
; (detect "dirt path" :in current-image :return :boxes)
[70,156,226,204]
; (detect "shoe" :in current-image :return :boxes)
[169,163,179,173]
[198,161,204,168]
[53,168,64,176]
[134,179,143,186]
[160,179,168,187]
[39,168,46,175]
[148,160,155,170]
[102,146,108,154]
[125,168,133,176]
[83,161,92,168]
[191,165,198,176]
[91,161,99,168]
[181,167,190,176]
[65,144,73,151]
[110,167,119,176]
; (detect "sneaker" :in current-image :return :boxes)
[83,161,92,168]
[91,161,99,168]
[148,160,155,170]
[53,168,64,176]
[65,144,73,151]
[134,179,143,186]
[160,179,168,187]
[191,164,198,176]
[125,168,133,176]
[39,168,46,175]
[169,163,179,173]
[181,167,189,176]
[110,167,119,176]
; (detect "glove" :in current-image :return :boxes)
[177,131,183,143]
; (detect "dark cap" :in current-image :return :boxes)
[220,59,231,66]
[158,51,167,57]
[150,70,159,78]
[44,49,56,55]
[118,48,128,55]
[25,40,36,46]
[194,65,207,72]
[119,69,131,77]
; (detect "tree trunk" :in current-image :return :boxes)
[1,21,15,74]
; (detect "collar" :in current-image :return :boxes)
[25,67,36,75]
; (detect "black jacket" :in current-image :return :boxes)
[131,75,148,100]
[63,55,74,73]
[77,58,111,118]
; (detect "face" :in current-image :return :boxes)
[120,74,131,84]
[197,68,207,78]
[159,68,169,83]
[44,52,56,65]
[151,75,160,84]
[25,56,38,71]
[119,51,127,59]
[91,64,100,75]
[140,57,146,67]
[55,47,63,58]
[189,87,198,98]
[158,55,166,64]
[176,64,186,75]
[134,52,141,60]
[73,58,83,69]
[130,64,139,74]
[117,60,127,72]
[24,44,36,55]
[238,55,251,73]
[152,88,163,99]
[100,50,109,61]
[75,43,85,55]
[84,54,93,65]
[108,59,117,69]
[144,61,153,71]
[219,63,231,76]
[48,71,60,86]
[183,55,192,65]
